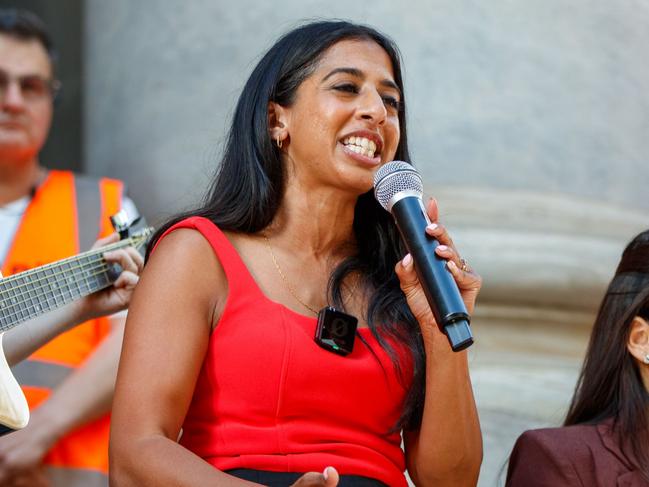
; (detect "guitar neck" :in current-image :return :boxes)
[0,239,135,333]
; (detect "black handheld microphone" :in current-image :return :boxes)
[373,161,474,351]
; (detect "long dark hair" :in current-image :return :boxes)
[148,20,426,429]
[564,230,649,476]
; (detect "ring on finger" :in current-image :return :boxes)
[459,258,470,273]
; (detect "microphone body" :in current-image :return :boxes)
[374,162,474,351]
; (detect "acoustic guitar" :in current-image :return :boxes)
[0,212,152,434]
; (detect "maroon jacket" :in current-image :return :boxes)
[506,420,648,486]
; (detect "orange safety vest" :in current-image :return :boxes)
[1,170,123,486]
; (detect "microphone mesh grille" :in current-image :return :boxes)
[373,161,423,210]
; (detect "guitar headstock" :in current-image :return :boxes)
[110,210,154,256]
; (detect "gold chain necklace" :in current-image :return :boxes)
[263,234,320,315]
[263,234,361,356]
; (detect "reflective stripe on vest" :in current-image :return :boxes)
[47,466,108,487]
[11,359,74,389]
[74,175,102,252]
[1,170,124,477]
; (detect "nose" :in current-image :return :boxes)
[2,80,27,112]
[357,88,387,126]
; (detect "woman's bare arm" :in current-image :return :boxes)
[109,229,263,486]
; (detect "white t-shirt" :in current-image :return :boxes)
[0,196,30,265]
[0,195,138,265]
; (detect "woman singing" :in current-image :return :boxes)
[110,20,482,487]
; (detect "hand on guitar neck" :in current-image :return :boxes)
[1,232,144,366]
[0,215,150,438]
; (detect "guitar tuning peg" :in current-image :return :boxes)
[110,210,131,238]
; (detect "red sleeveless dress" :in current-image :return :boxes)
[160,217,411,487]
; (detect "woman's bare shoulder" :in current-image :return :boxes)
[142,228,228,324]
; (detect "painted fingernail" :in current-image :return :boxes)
[323,467,331,480]
[447,260,458,271]
[426,223,438,232]
[437,245,448,251]
[402,253,412,267]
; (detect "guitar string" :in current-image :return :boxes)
[1,262,113,303]
[0,235,144,298]
[0,263,114,320]
[0,237,147,312]
[0,257,143,329]
[0,246,146,320]
[0,260,112,300]
[0,237,137,289]
[0,241,146,322]
[0,234,148,326]
[0,283,111,329]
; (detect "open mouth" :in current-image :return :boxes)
[342,136,381,159]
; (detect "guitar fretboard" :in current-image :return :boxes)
[0,239,136,332]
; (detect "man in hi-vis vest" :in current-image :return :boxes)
[0,9,141,486]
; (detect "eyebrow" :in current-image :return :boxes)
[321,67,401,96]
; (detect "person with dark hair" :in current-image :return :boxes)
[506,231,649,486]
[110,20,483,487]
[0,8,141,487]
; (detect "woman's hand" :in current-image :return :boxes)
[394,198,482,338]
[290,467,339,487]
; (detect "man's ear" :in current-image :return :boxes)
[627,316,649,364]
[268,102,289,146]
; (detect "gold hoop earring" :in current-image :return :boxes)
[276,136,283,149]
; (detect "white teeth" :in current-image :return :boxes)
[342,136,379,159]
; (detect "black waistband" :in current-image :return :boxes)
[226,468,389,486]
